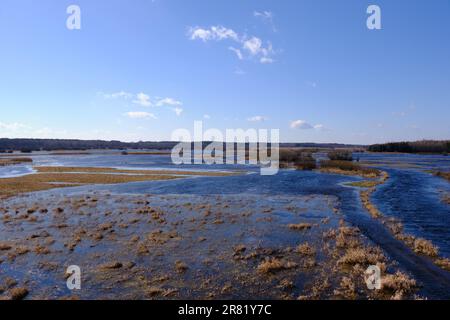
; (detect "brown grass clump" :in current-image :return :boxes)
[338,247,385,266]
[0,243,12,251]
[296,243,315,256]
[413,238,439,257]
[9,287,29,300]
[175,261,188,273]
[257,258,297,274]
[335,225,361,249]
[434,171,450,182]
[435,258,450,271]
[100,262,123,269]
[288,223,312,231]
[381,271,416,295]
[333,277,356,299]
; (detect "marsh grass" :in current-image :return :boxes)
[279,149,317,170]
[434,171,450,182]
[320,160,380,178]
[0,166,241,198]
[0,172,181,198]
[0,158,32,167]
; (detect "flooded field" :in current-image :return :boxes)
[0,152,449,299]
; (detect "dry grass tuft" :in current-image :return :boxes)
[9,287,29,300]
[435,258,450,271]
[175,261,188,273]
[381,271,416,294]
[288,223,312,231]
[257,258,297,274]
[413,238,439,257]
[296,243,315,256]
[338,247,385,266]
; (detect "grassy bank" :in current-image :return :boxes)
[319,160,380,178]
[0,166,240,199]
[0,158,32,167]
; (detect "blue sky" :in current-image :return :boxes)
[0,0,449,144]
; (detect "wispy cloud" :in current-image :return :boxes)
[229,47,243,60]
[133,92,152,107]
[99,91,133,100]
[156,97,183,107]
[247,115,268,122]
[254,11,277,32]
[124,111,156,119]
[173,107,183,116]
[0,122,28,131]
[188,25,276,64]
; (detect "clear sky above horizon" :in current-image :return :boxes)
[0,0,449,144]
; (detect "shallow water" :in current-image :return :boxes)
[1,152,449,298]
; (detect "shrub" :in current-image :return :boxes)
[328,150,353,161]
[279,148,317,170]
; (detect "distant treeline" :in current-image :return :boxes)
[0,138,178,152]
[368,140,450,154]
[0,138,363,153]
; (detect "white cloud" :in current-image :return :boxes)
[229,47,243,60]
[100,91,133,100]
[313,124,325,130]
[125,111,156,119]
[189,26,239,42]
[188,25,276,64]
[243,37,262,55]
[133,92,152,107]
[156,97,183,107]
[203,114,211,119]
[290,120,313,129]
[291,120,327,130]
[173,107,183,116]
[247,115,267,122]
[260,57,274,64]
[243,37,275,63]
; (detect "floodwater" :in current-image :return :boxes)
[0,152,449,299]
